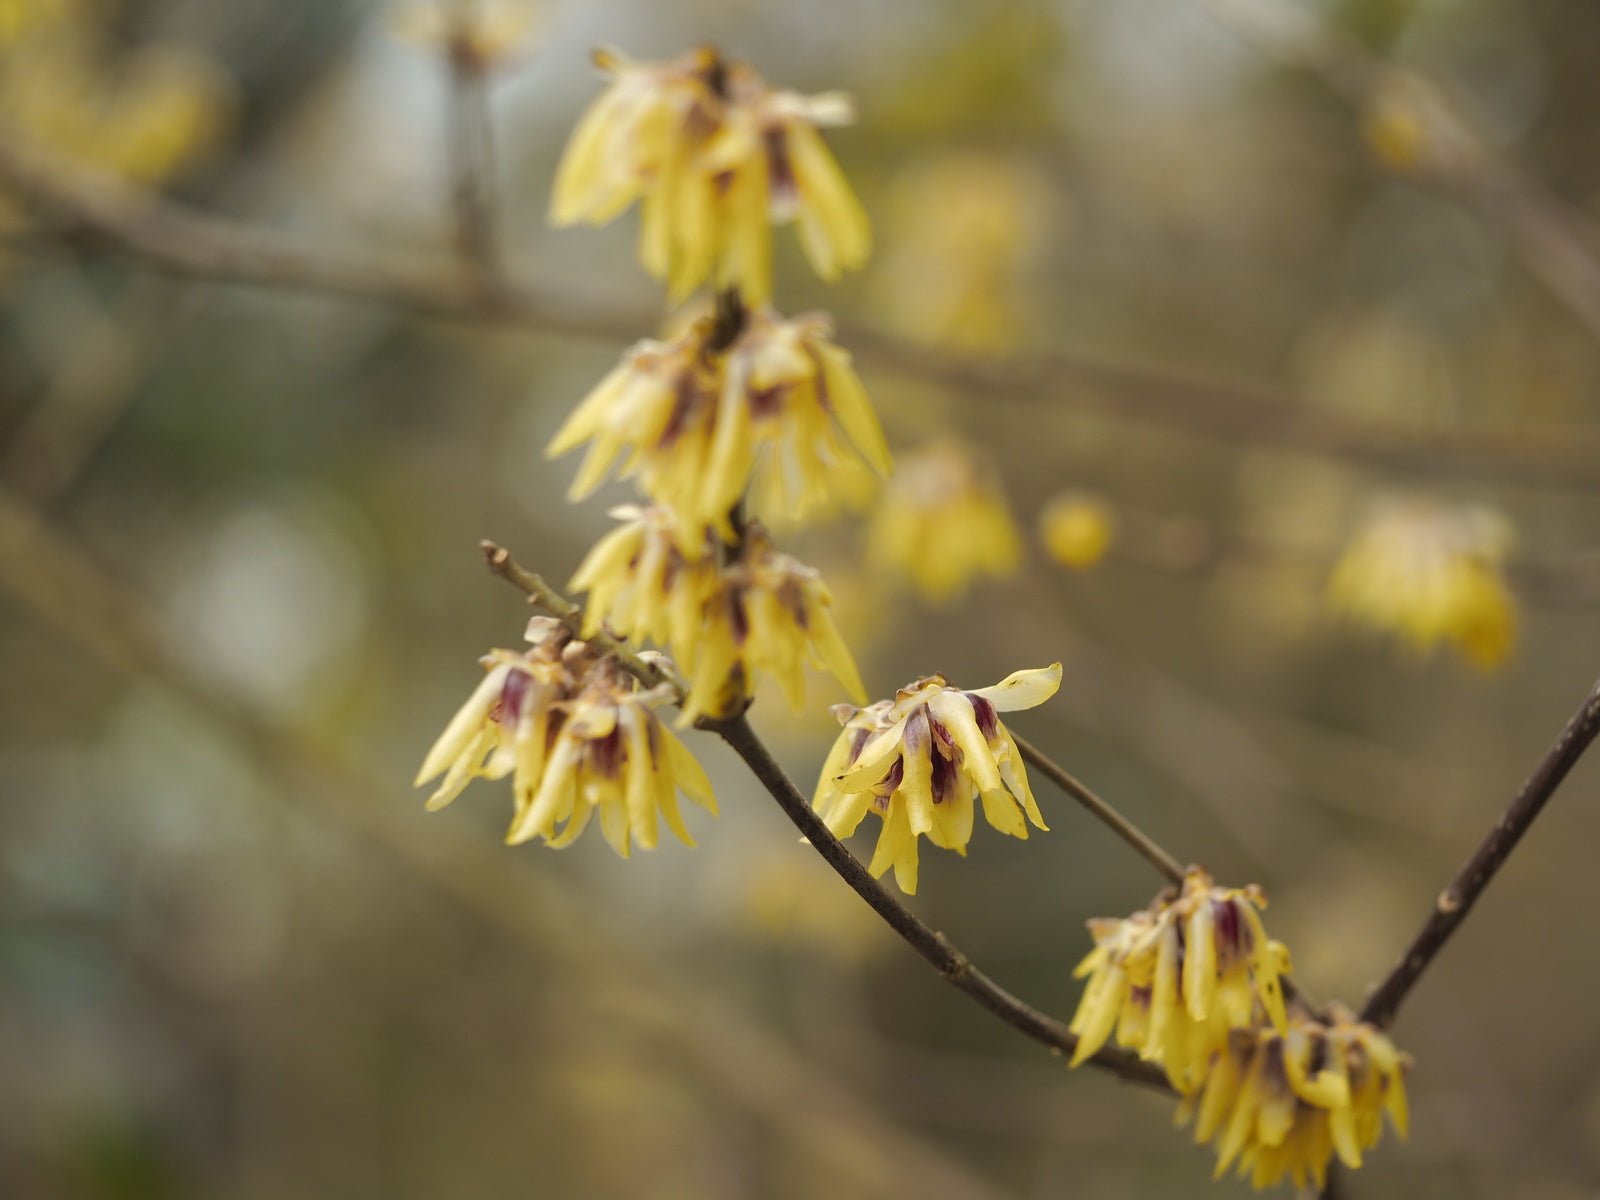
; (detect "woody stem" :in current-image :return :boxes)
[1360,671,1600,1028]
[1011,732,1187,886]
[481,540,1172,1091]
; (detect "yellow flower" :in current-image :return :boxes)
[1038,491,1115,569]
[705,307,891,526]
[870,151,1049,353]
[865,439,1023,602]
[811,664,1060,894]
[414,616,716,855]
[1067,868,1290,1089]
[0,22,230,186]
[1327,498,1516,670]
[569,504,718,651]
[391,0,546,72]
[678,523,865,724]
[549,46,868,303]
[547,309,891,539]
[1179,1005,1410,1190]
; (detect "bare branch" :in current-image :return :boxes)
[3,132,1599,489]
[444,0,500,273]
[1200,0,1600,345]
[1360,674,1600,1028]
[1011,732,1187,885]
[0,489,1015,1200]
[480,540,1174,1092]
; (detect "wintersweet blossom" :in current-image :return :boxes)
[677,523,865,724]
[1179,1004,1410,1190]
[866,439,1023,602]
[547,309,891,540]
[1328,498,1516,670]
[569,504,719,651]
[550,46,868,303]
[1067,868,1290,1090]
[811,665,1060,894]
[414,617,715,855]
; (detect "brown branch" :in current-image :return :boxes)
[4,132,1600,490]
[444,0,499,273]
[1199,0,1600,346]
[0,490,1014,1200]
[480,540,1173,1092]
[1360,673,1600,1028]
[1010,732,1187,885]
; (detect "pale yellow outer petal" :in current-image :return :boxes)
[660,722,716,814]
[815,342,892,476]
[969,662,1063,712]
[1069,961,1126,1067]
[787,122,871,279]
[621,706,660,852]
[507,734,580,845]
[806,601,867,704]
[833,715,908,790]
[1183,902,1218,1022]
[416,663,511,786]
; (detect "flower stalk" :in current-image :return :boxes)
[481,540,1171,1089]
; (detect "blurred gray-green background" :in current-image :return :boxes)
[3,0,1600,1196]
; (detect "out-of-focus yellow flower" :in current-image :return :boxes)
[547,317,722,532]
[706,307,891,525]
[570,504,718,651]
[1039,491,1115,570]
[0,22,230,186]
[811,664,1059,894]
[1327,498,1516,670]
[1178,1004,1410,1191]
[678,523,865,724]
[391,0,545,72]
[547,309,891,540]
[550,46,868,304]
[1067,868,1290,1089]
[866,439,1023,603]
[0,0,69,48]
[871,152,1049,353]
[414,616,716,855]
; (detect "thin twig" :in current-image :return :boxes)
[1010,732,1187,885]
[1199,0,1600,344]
[481,540,1173,1091]
[444,0,499,273]
[0,491,1013,1200]
[4,132,1600,490]
[1360,673,1600,1028]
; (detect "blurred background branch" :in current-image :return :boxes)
[5,127,1600,492]
[0,486,1020,1200]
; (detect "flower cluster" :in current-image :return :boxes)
[1067,871,1413,1188]
[0,0,230,192]
[1328,497,1516,670]
[415,617,716,855]
[547,306,890,539]
[866,438,1023,602]
[1179,1005,1410,1190]
[551,46,869,304]
[1068,868,1290,1088]
[678,523,865,723]
[811,665,1059,894]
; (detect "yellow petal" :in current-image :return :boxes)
[416,663,511,787]
[1184,902,1218,1022]
[969,662,1062,712]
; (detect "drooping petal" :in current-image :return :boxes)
[416,663,512,786]
[969,662,1063,712]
